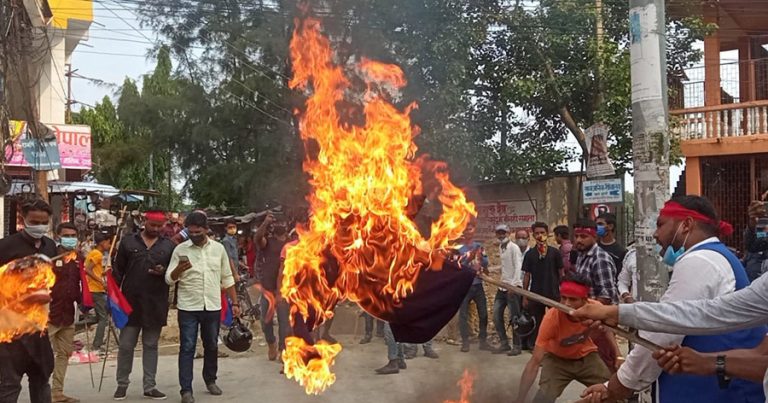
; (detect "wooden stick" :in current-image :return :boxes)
[478,274,663,352]
[105,206,129,269]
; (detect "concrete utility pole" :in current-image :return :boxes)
[629,0,670,302]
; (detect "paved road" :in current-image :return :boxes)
[18,335,585,403]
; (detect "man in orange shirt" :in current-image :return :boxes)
[514,273,613,403]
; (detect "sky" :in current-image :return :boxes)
[69,6,156,111]
[70,5,685,194]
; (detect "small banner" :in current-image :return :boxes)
[585,123,616,178]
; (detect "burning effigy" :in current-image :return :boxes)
[0,255,57,343]
[280,14,477,395]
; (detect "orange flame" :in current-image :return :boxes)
[281,16,475,394]
[444,369,476,403]
[0,255,56,343]
[281,337,343,395]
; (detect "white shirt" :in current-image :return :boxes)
[617,237,737,391]
[166,239,235,312]
[499,238,524,289]
[618,247,638,300]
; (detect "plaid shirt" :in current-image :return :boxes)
[575,243,618,304]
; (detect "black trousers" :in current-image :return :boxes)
[0,336,53,403]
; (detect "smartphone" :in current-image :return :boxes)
[757,218,768,239]
[179,255,190,263]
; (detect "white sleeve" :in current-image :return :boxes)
[511,243,523,285]
[220,245,235,289]
[166,246,181,285]
[617,260,632,297]
[616,255,733,391]
[620,272,768,334]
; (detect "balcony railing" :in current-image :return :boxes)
[671,100,768,140]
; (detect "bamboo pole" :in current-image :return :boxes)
[478,274,663,352]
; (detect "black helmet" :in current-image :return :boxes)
[224,318,253,352]
[511,311,536,338]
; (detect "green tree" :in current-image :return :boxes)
[484,0,707,172]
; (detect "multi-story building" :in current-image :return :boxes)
[670,0,768,247]
[2,0,93,235]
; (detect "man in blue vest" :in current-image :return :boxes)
[578,195,766,403]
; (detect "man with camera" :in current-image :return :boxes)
[745,195,768,283]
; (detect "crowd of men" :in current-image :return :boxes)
[2,192,768,403]
[448,194,767,403]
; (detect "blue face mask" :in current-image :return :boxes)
[596,225,607,237]
[660,223,689,266]
[60,237,78,250]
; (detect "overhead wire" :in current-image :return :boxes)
[67,0,292,126]
[102,0,294,124]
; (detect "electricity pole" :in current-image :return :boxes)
[65,64,77,124]
[630,0,670,302]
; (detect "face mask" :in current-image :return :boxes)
[189,233,207,245]
[661,222,689,266]
[596,225,607,237]
[534,234,547,244]
[227,228,237,236]
[60,237,78,250]
[144,228,160,239]
[516,239,529,248]
[24,222,48,239]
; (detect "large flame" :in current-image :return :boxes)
[0,255,57,343]
[444,369,476,403]
[281,16,476,394]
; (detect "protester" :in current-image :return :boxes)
[577,195,767,403]
[0,199,56,403]
[84,232,111,354]
[403,341,439,359]
[571,271,768,401]
[617,244,637,304]
[457,221,491,353]
[166,212,239,403]
[745,199,768,282]
[375,323,407,375]
[222,219,240,270]
[554,225,574,273]
[253,212,292,359]
[112,211,176,400]
[573,219,621,371]
[359,313,384,344]
[573,219,619,305]
[521,222,563,350]
[595,213,627,279]
[47,222,84,403]
[514,273,613,403]
[491,224,524,356]
[515,229,530,254]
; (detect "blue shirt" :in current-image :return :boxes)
[221,235,239,264]
[458,241,488,285]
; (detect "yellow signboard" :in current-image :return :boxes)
[49,0,93,29]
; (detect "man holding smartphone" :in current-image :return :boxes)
[745,195,768,283]
[112,211,176,400]
[167,212,239,403]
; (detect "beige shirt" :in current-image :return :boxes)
[166,238,235,312]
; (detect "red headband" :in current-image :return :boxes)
[574,227,597,237]
[144,211,166,222]
[659,201,733,237]
[560,281,589,299]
